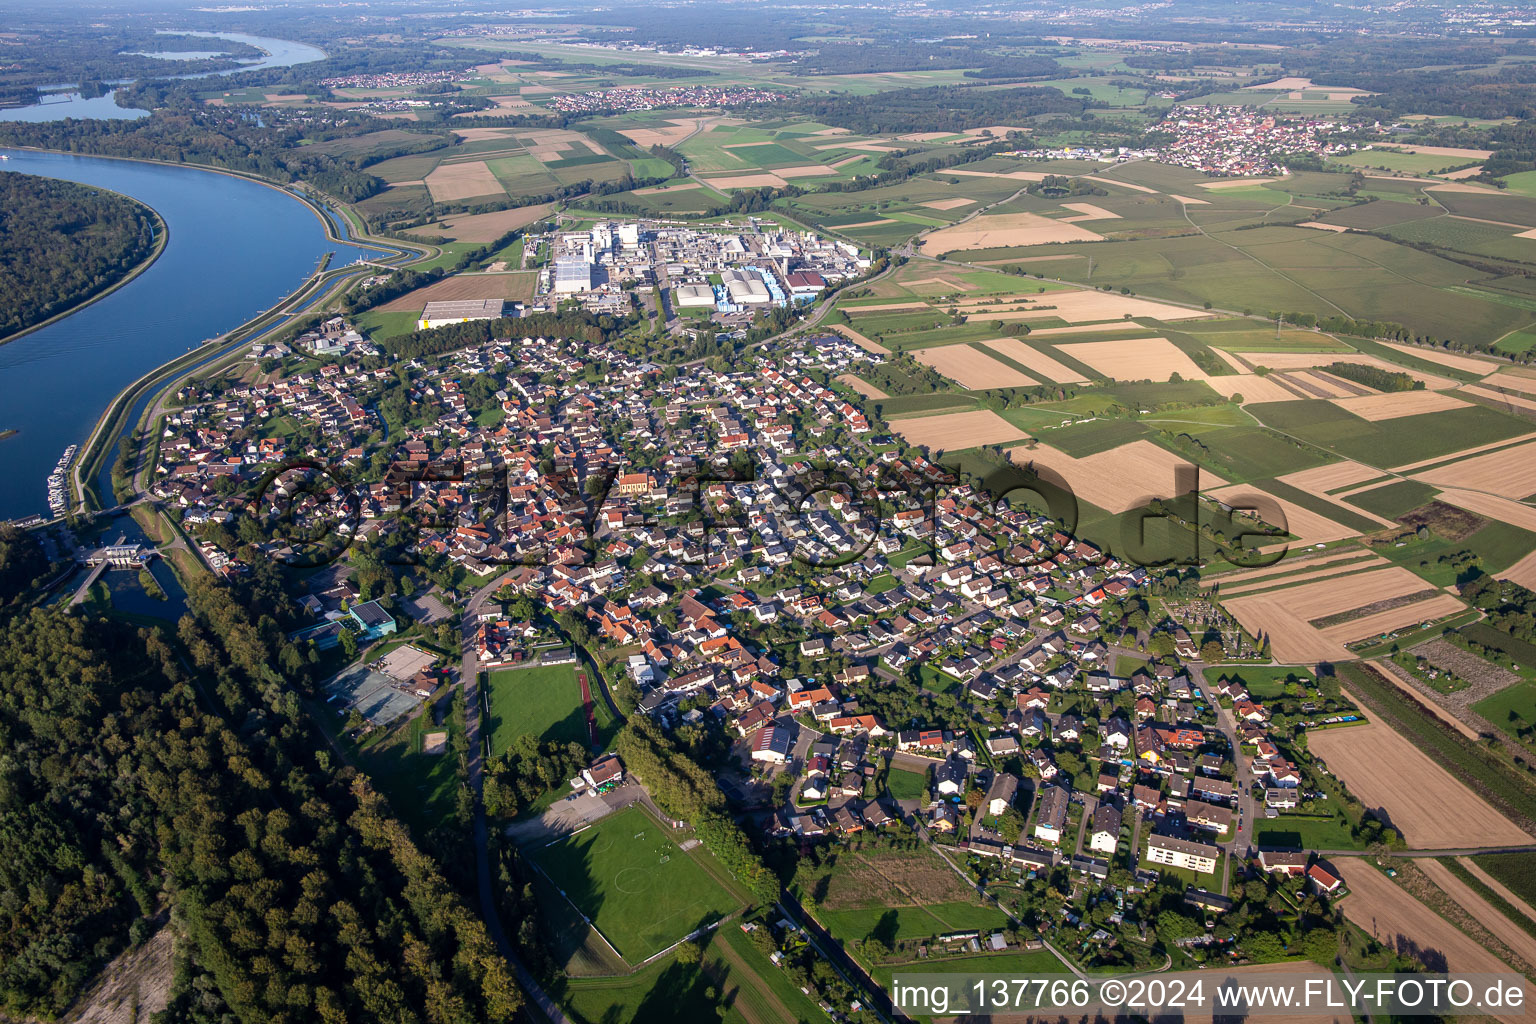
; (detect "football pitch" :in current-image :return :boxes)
[528,805,743,963]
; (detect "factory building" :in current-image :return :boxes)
[721,268,772,306]
[418,298,505,331]
[673,283,716,308]
[554,259,594,295]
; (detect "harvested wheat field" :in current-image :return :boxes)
[1460,384,1536,415]
[1298,221,1351,232]
[617,118,706,147]
[1391,431,1536,473]
[1009,441,1227,515]
[1198,176,1284,189]
[1218,557,1390,598]
[1058,337,1208,382]
[978,338,1087,383]
[1059,202,1120,222]
[837,218,899,228]
[1235,352,1459,390]
[632,181,701,195]
[812,140,900,153]
[1483,369,1536,396]
[911,345,1038,390]
[1413,439,1536,499]
[846,302,933,313]
[1418,859,1536,972]
[1209,481,1388,545]
[1222,565,1434,662]
[1319,592,1466,645]
[1338,859,1534,1021]
[890,409,1027,450]
[1205,374,1300,404]
[920,197,977,210]
[1499,548,1536,589]
[1332,390,1469,420]
[835,374,888,399]
[701,172,789,189]
[1025,323,1149,337]
[1279,460,1387,494]
[923,212,1105,253]
[1311,721,1530,847]
[774,164,839,178]
[1043,290,1212,323]
[1392,144,1495,160]
[379,272,536,311]
[1081,175,1158,194]
[828,324,888,354]
[424,161,504,202]
[1382,342,1502,375]
[945,168,1051,182]
[1201,548,1382,589]
[427,203,553,243]
[1169,194,1211,205]
[1460,858,1536,925]
[1436,488,1536,533]
[1245,76,1316,90]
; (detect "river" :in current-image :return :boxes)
[0,148,387,521]
[0,31,327,122]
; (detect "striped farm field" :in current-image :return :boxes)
[977,338,1088,383]
[1331,390,1470,421]
[1414,439,1536,498]
[911,345,1037,390]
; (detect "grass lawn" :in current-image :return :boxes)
[1253,812,1361,850]
[887,765,930,801]
[873,948,1061,990]
[559,945,749,1024]
[486,662,616,755]
[818,902,1010,947]
[347,707,462,835]
[1472,678,1536,747]
[1201,664,1313,699]
[353,309,421,341]
[530,805,744,963]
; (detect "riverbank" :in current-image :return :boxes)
[0,180,169,348]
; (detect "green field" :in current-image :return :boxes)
[530,805,744,963]
[887,765,930,801]
[1253,813,1361,851]
[1345,479,1438,520]
[1472,678,1536,747]
[872,948,1062,990]
[486,662,614,754]
[1247,401,1529,465]
[1472,851,1536,906]
[818,901,1011,946]
[347,707,463,835]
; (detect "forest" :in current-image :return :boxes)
[0,172,161,340]
[0,560,526,1022]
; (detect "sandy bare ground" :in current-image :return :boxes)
[1219,556,1389,597]
[1199,176,1284,188]
[1435,488,1536,533]
[1414,439,1536,499]
[828,324,889,354]
[1058,337,1208,381]
[61,925,173,1024]
[701,172,789,188]
[424,160,504,202]
[1200,547,1381,589]
[1382,341,1503,374]
[1169,194,1211,205]
[1279,460,1386,494]
[1008,440,1227,515]
[912,345,1038,389]
[890,409,1028,450]
[835,374,888,398]
[1222,565,1436,661]
[945,168,1052,182]
[1311,720,1529,847]
[1391,431,1536,473]
[923,212,1105,253]
[1459,857,1536,925]
[379,272,536,311]
[978,338,1088,383]
[427,203,553,243]
[632,181,701,195]
[1418,858,1536,970]
[920,197,977,210]
[1337,858,1534,1019]
[1059,202,1120,222]
[1499,547,1536,589]
[1460,384,1536,415]
[1234,351,1460,391]
[1332,390,1470,421]
[1319,592,1467,645]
